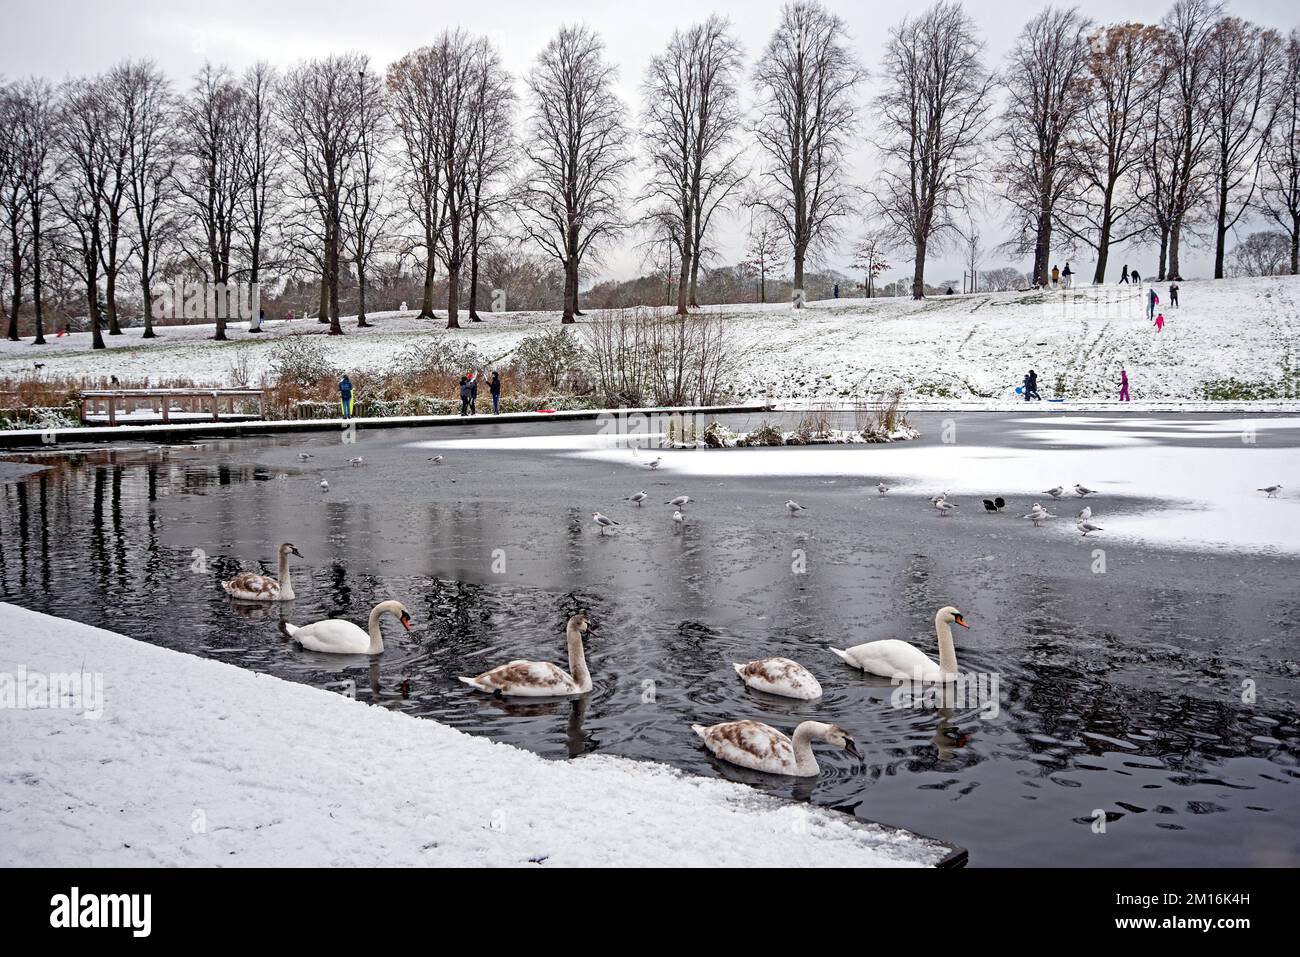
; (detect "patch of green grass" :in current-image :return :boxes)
[1200,378,1282,401]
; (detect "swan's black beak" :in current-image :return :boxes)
[844,738,862,760]
[291,547,303,558]
[400,611,413,631]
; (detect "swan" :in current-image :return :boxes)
[280,600,413,655]
[692,719,860,777]
[733,657,823,700]
[829,606,969,682]
[459,613,592,697]
[222,542,302,601]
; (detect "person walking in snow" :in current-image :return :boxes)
[1119,367,1130,402]
[338,374,353,419]
[1118,263,1129,285]
[1131,267,1141,284]
[458,374,471,417]
[1051,264,1060,287]
[489,371,501,415]
[1147,287,1159,321]
[1062,263,1073,288]
[469,371,479,415]
[1023,369,1041,401]
[1169,282,1179,308]
[1154,312,1165,333]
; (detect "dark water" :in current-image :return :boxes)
[1,413,1298,866]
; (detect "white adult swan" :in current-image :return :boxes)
[280,600,413,655]
[459,613,592,696]
[829,606,970,682]
[691,719,860,777]
[733,657,823,700]
[222,542,302,601]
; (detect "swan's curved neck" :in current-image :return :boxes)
[367,606,387,654]
[278,551,292,593]
[566,626,591,693]
[935,617,958,678]
[791,723,822,776]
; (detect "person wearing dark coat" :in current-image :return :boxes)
[469,372,479,415]
[1023,369,1041,401]
[1169,283,1180,308]
[1131,267,1141,284]
[489,371,501,415]
[1118,263,1129,285]
[338,375,353,419]
[458,375,471,417]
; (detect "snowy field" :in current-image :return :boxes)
[0,603,955,867]
[3,275,1298,401]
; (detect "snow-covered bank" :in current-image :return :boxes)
[0,603,955,867]
[4,275,1298,401]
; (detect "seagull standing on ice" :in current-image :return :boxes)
[665,495,693,509]
[1258,484,1283,498]
[1076,520,1104,536]
[592,512,619,535]
[1077,505,1092,522]
[1043,486,1064,499]
[785,500,807,515]
[646,457,662,470]
[929,491,949,505]
[935,499,959,516]
[877,482,891,495]
[299,452,314,461]
[628,491,647,506]
[349,456,365,466]
[1074,484,1097,497]
[319,480,329,492]
[1022,502,1054,526]
[672,509,685,527]
[428,455,444,464]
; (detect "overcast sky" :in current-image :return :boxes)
[4,0,1298,288]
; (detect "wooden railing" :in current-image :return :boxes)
[80,389,266,425]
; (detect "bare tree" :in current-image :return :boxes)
[1059,23,1163,283]
[53,76,112,350]
[875,1,994,299]
[0,84,26,340]
[849,226,890,298]
[643,15,745,316]
[1158,0,1224,280]
[752,1,864,307]
[280,54,368,336]
[996,7,1092,287]
[1258,30,1300,274]
[465,43,515,322]
[236,62,282,299]
[520,25,631,323]
[177,64,243,339]
[387,44,447,321]
[741,207,787,303]
[342,67,388,328]
[118,60,176,338]
[1205,17,1282,278]
[12,79,57,344]
[1229,229,1290,275]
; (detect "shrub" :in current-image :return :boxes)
[514,327,587,388]
[269,334,338,388]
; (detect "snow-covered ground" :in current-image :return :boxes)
[418,415,1300,556]
[0,603,955,867]
[4,275,1298,401]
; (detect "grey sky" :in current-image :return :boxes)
[4,0,1298,287]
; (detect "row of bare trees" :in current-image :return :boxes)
[3,0,1300,343]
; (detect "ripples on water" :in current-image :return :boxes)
[0,439,1297,866]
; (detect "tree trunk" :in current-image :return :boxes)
[105,269,122,335]
[688,245,701,308]
[1292,214,1300,275]
[1033,211,1052,287]
[89,283,105,351]
[318,275,329,323]
[140,263,157,338]
[356,252,371,328]
[676,207,691,316]
[326,219,343,336]
[793,249,805,307]
[561,253,577,324]
[468,215,482,321]
[7,223,19,341]
[911,239,927,300]
[1157,228,1169,282]
[1093,194,1113,285]
[1213,176,1228,280]
[446,263,461,329]
[1168,219,1182,280]
[31,204,45,345]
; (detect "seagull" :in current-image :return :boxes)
[298,452,314,461]
[592,512,619,534]
[428,455,444,464]
[877,482,890,495]
[646,457,662,470]
[348,456,365,466]
[1077,505,1092,522]
[1022,502,1055,526]
[1043,486,1064,499]
[935,499,959,516]
[1258,484,1283,498]
[1074,484,1097,497]
[785,500,807,515]
[1076,520,1104,536]
[665,494,693,508]
[929,491,949,505]
[628,491,647,506]
[982,496,1006,512]
[319,479,329,492]
[672,509,685,527]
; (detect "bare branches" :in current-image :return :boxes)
[1257,30,1300,274]
[874,1,993,299]
[752,0,865,304]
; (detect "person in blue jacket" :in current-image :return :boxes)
[338,375,353,419]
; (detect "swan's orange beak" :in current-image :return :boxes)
[954,615,970,629]
[400,612,413,631]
